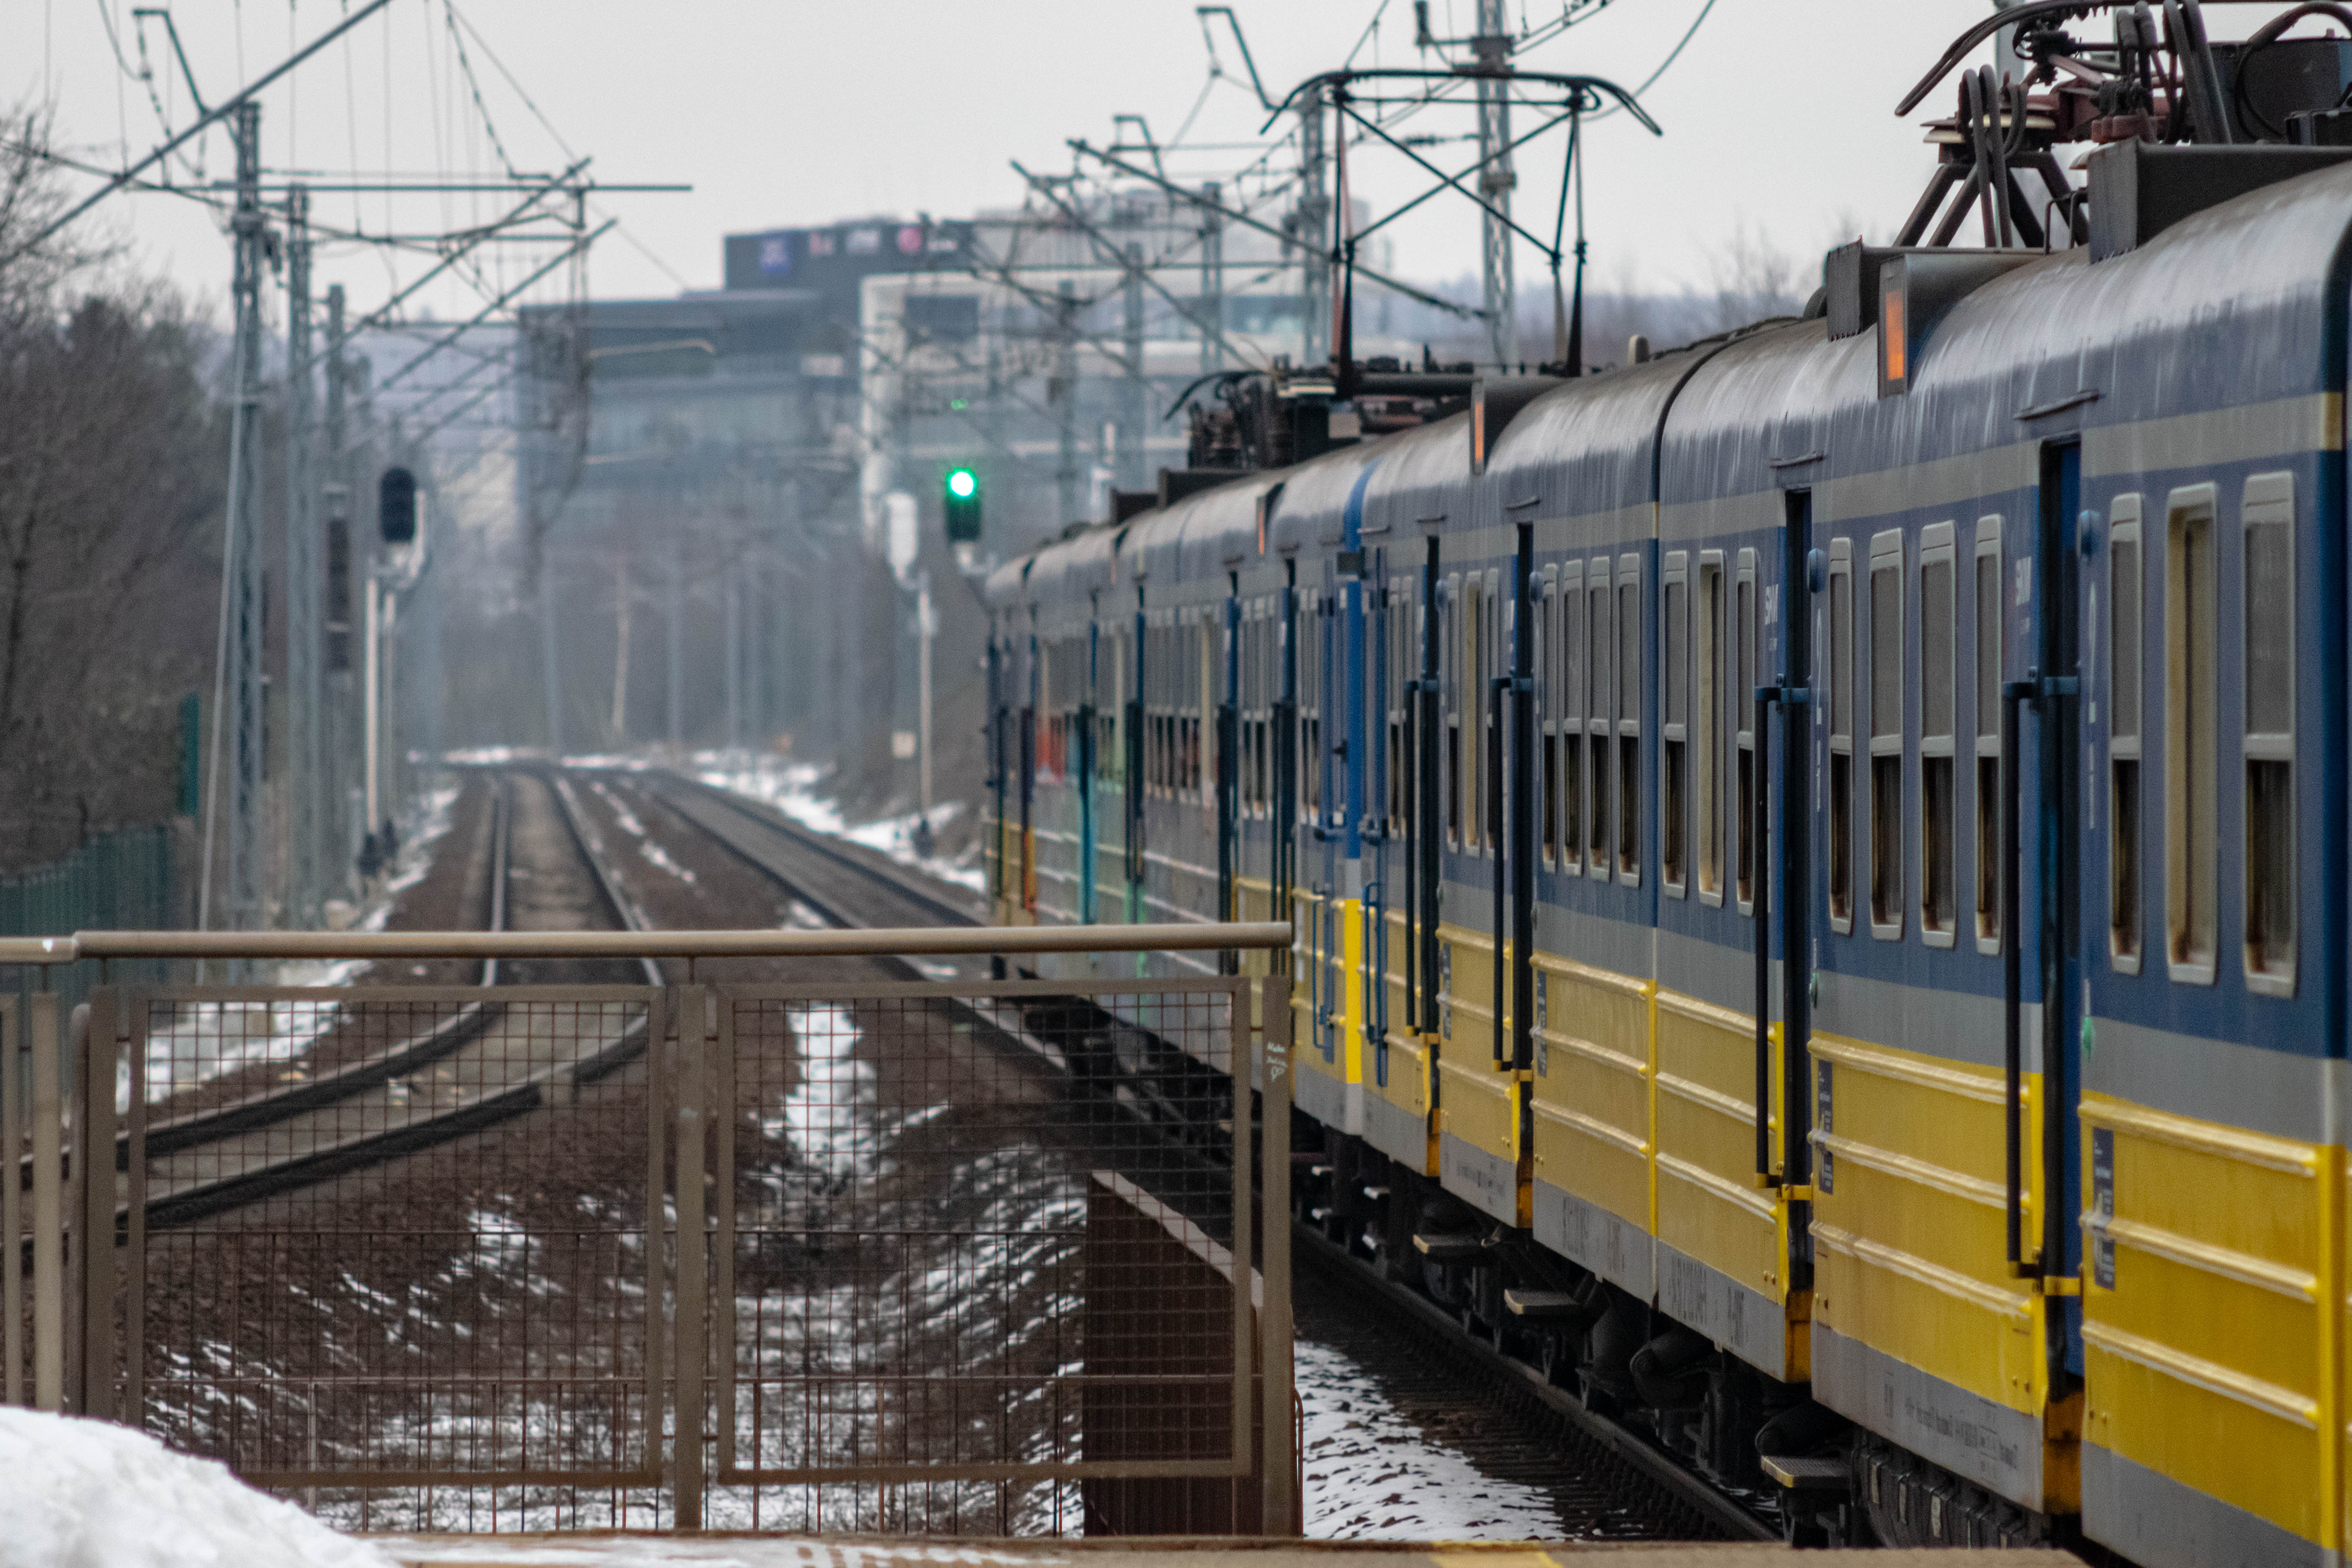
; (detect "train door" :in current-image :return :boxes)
[1079,610,1099,924]
[1366,551,1391,1083]
[1768,492,1813,1264]
[2029,444,2084,1375]
[1308,584,1342,1072]
[1217,588,1240,965]
[1274,567,1298,939]
[1015,614,1035,915]
[1123,593,1145,921]
[987,623,1006,911]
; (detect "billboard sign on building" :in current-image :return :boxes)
[724,220,971,296]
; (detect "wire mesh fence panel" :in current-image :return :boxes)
[705,979,1254,1535]
[51,956,1290,1538]
[119,985,667,1532]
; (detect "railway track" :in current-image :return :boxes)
[69,771,664,1228]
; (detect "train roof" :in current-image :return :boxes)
[1262,434,1389,561]
[1485,348,1727,538]
[1358,411,1473,545]
[1120,470,1285,594]
[994,160,2352,623]
[1655,320,1825,516]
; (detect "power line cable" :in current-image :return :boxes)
[448,5,578,163]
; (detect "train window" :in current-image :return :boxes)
[1587,561,1613,873]
[1485,569,1503,855]
[1616,554,1642,884]
[1159,620,1173,796]
[1199,610,1214,798]
[1869,529,1905,940]
[1919,523,1957,946]
[2165,484,2218,983]
[1262,606,1276,816]
[1464,574,1485,850]
[1734,551,1755,914]
[2106,502,2140,969]
[2242,472,2296,992]
[1696,553,1723,903]
[1266,605,1280,816]
[1540,571,1559,869]
[1973,519,2002,953]
[1827,540,1854,933]
[1305,595,1324,819]
[1662,556,1687,894]
[1238,611,1254,812]
[1140,627,1154,793]
[1444,576,1461,848]
[1470,574,1486,854]
[1560,561,1585,873]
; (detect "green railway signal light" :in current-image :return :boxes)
[944,466,982,541]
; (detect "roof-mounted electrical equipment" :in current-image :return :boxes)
[1882,0,2352,263]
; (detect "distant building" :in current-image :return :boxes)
[513,195,1411,763]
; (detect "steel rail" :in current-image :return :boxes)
[650,772,988,929]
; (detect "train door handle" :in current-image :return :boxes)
[1751,685,1803,1180]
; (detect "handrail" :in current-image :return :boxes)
[0,920,1296,966]
[2002,677,2033,1272]
[1751,681,1811,1182]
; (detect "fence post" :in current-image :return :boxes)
[671,982,708,1529]
[29,993,62,1411]
[1,997,17,1405]
[1258,974,1294,1535]
[76,992,117,1421]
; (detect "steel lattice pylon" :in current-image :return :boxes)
[204,102,269,945]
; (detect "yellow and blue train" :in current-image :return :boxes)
[981,114,2352,1565]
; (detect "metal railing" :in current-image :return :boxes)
[3,922,1296,1536]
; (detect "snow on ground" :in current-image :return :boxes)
[122,780,467,1113]
[1294,1340,1568,1540]
[373,1538,1051,1566]
[693,753,986,894]
[0,1408,395,1568]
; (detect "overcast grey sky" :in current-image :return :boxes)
[7,2,2308,320]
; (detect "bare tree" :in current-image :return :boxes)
[0,107,225,868]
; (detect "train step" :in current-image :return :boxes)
[1501,1288,1586,1319]
[1760,1454,1851,1493]
[1411,1230,1487,1263]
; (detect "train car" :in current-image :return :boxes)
[982,116,2352,1568]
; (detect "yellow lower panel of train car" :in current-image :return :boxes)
[1652,990,1802,1380]
[1432,922,1520,1226]
[1365,1030,1435,1175]
[1363,908,1435,1174]
[1529,955,1655,1299]
[1294,892,1363,1136]
[2077,1092,2337,1567]
[1807,1034,2051,1512]
[1437,1057,1522,1227]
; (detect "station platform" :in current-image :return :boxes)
[369,1536,2072,1567]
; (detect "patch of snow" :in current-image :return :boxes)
[638,841,696,884]
[588,781,648,838]
[375,1535,1049,1565]
[0,1407,396,1568]
[696,756,985,894]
